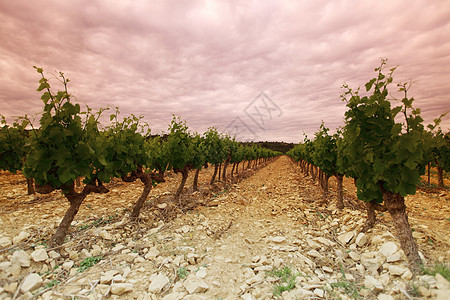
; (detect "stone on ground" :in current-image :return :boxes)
[20,273,43,293]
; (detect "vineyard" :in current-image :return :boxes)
[0,61,449,299]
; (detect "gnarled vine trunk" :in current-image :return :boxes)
[336,173,344,209]
[51,180,108,246]
[193,169,200,191]
[381,185,421,272]
[125,169,165,219]
[174,166,189,204]
[437,165,444,188]
[362,200,377,232]
[210,164,219,185]
[26,178,35,195]
[222,158,229,182]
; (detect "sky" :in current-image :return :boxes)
[1,0,449,143]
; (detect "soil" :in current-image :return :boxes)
[0,156,449,299]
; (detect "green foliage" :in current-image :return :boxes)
[424,116,449,172]
[339,59,427,201]
[329,280,362,299]
[190,133,207,170]
[146,136,169,174]
[0,115,30,173]
[203,127,225,165]
[96,110,150,183]
[44,280,60,289]
[422,262,450,281]
[267,266,298,297]
[166,116,193,170]
[177,267,189,279]
[312,122,340,176]
[78,256,102,272]
[23,67,102,189]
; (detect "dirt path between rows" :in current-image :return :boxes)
[0,156,449,299]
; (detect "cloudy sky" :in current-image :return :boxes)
[1,0,449,142]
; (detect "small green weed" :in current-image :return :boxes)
[422,262,450,281]
[177,267,189,279]
[330,280,361,299]
[44,280,60,289]
[267,266,298,297]
[407,282,420,297]
[78,256,102,272]
[78,214,119,231]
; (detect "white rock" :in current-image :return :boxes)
[272,236,286,243]
[315,237,335,246]
[180,225,191,234]
[377,294,394,300]
[99,230,113,240]
[162,291,186,300]
[313,288,324,298]
[388,265,408,276]
[241,293,254,300]
[337,231,354,245]
[343,273,356,281]
[196,268,207,279]
[157,203,168,209]
[273,257,284,268]
[420,275,437,288]
[379,272,390,286]
[48,250,61,259]
[20,273,43,293]
[306,239,321,250]
[370,235,384,245]
[81,248,92,258]
[433,289,450,300]
[436,273,450,290]
[112,244,125,252]
[148,273,170,293]
[31,249,48,262]
[0,261,11,272]
[111,283,133,295]
[386,252,402,263]
[349,251,361,262]
[0,236,12,247]
[68,250,78,260]
[145,248,160,260]
[378,242,398,258]
[355,233,367,247]
[363,275,384,291]
[183,274,209,294]
[306,249,321,258]
[100,270,120,284]
[13,231,30,244]
[401,269,413,280]
[91,245,102,256]
[62,261,74,270]
[11,250,30,267]
[246,272,265,285]
[113,274,126,283]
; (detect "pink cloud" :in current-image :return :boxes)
[0,0,449,142]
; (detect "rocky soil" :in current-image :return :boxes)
[0,156,449,299]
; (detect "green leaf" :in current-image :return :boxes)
[37,82,50,92]
[365,78,376,91]
[59,167,75,184]
[41,92,51,103]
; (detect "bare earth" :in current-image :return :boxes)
[0,156,449,299]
